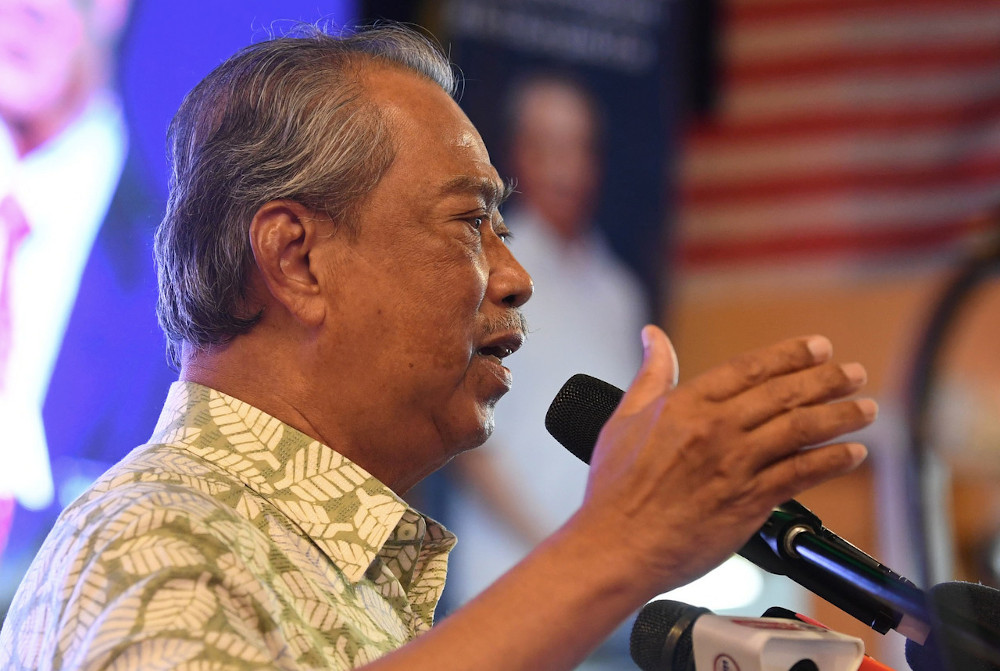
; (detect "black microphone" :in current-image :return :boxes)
[904,581,1000,671]
[544,374,928,640]
[630,599,865,671]
[630,599,707,671]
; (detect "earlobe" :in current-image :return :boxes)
[249,200,327,326]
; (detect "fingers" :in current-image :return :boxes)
[580,330,877,594]
[756,441,870,503]
[618,325,678,412]
[743,397,878,473]
[612,329,876,497]
[734,360,869,431]
[692,335,833,403]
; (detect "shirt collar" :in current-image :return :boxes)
[150,381,456,584]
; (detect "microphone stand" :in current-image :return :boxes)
[738,500,924,637]
[739,500,1000,667]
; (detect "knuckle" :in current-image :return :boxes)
[767,380,801,411]
[790,453,813,486]
[700,453,743,489]
[786,449,831,493]
[669,405,729,453]
[786,408,815,445]
[827,399,859,429]
[677,416,718,448]
[780,461,821,501]
[730,353,767,386]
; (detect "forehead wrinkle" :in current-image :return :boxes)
[440,175,514,211]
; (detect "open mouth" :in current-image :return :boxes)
[476,345,514,365]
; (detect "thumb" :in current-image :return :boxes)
[619,325,679,411]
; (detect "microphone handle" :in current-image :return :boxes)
[739,499,929,638]
[791,530,929,641]
[739,534,901,635]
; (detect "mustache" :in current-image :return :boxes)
[482,310,529,341]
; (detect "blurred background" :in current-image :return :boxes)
[3,0,1000,668]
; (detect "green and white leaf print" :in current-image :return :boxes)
[0,382,455,670]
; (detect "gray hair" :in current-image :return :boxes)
[154,23,457,369]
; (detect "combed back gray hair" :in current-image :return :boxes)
[155,23,457,368]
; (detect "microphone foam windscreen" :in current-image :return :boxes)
[630,599,708,671]
[544,374,624,464]
[904,581,1000,671]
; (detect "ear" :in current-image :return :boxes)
[248,200,327,327]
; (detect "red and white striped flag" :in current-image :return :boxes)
[678,0,1000,271]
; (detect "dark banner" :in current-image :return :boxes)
[437,0,686,298]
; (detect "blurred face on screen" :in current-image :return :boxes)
[510,79,601,243]
[0,0,127,152]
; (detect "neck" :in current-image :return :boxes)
[180,341,328,448]
[179,338,430,496]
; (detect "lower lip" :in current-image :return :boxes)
[477,353,512,390]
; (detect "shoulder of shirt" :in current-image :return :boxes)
[62,441,249,529]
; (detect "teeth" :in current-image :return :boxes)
[478,346,512,361]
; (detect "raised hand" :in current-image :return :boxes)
[581,325,876,592]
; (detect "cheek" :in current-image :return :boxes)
[409,250,490,368]
[418,236,490,309]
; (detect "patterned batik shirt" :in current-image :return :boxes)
[0,382,456,670]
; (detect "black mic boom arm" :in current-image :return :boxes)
[737,499,930,643]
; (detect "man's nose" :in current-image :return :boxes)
[487,242,533,309]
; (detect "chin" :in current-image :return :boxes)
[452,405,496,454]
[478,412,496,444]
[471,414,496,450]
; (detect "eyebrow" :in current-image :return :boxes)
[440,175,516,211]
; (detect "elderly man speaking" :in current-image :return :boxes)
[0,24,877,671]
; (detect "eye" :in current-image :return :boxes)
[464,214,512,242]
[496,225,513,243]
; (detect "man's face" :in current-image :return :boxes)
[512,82,601,241]
[0,0,91,122]
[312,66,533,489]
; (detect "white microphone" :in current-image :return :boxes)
[630,599,865,671]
